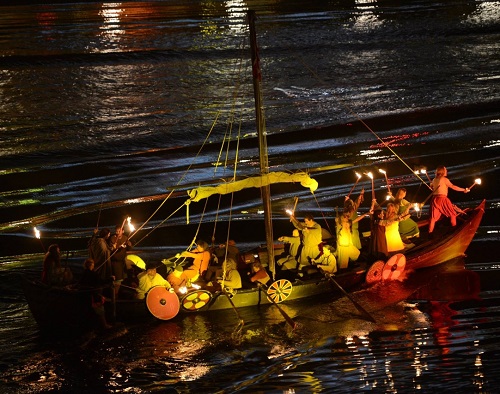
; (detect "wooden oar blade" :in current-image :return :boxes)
[326,273,376,323]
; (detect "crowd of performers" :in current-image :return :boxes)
[39,166,471,328]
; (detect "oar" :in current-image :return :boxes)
[258,283,296,329]
[324,273,376,323]
[223,290,244,333]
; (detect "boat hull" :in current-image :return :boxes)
[22,200,485,330]
[21,279,104,334]
[405,199,485,270]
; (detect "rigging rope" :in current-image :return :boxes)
[294,56,431,190]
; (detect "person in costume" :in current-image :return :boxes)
[89,228,113,281]
[249,260,271,286]
[311,244,337,274]
[277,229,301,270]
[290,212,322,269]
[109,223,133,295]
[392,188,419,240]
[136,261,171,300]
[429,166,470,234]
[179,239,211,284]
[41,244,61,285]
[382,202,406,253]
[217,258,242,291]
[343,187,365,249]
[335,212,363,269]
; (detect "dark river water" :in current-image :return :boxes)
[1,1,500,392]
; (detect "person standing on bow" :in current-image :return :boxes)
[290,212,323,270]
[429,166,470,234]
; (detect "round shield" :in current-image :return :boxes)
[181,290,213,312]
[266,279,293,303]
[365,260,385,284]
[146,286,180,320]
[382,253,406,281]
[127,254,146,270]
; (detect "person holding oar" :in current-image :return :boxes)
[310,244,337,274]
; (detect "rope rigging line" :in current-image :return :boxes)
[133,37,248,251]
[312,191,334,237]
[289,52,431,190]
[130,111,222,248]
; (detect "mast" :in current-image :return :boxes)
[247,10,275,278]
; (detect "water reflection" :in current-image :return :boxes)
[98,3,126,45]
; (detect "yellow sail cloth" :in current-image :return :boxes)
[187,172,318,202]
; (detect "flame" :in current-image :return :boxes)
[366,172,373,180]
[475,178,481,185]
[34,227,41,239]
[355,172,362,179]
[379,168,386,175]
[285,209,293,216]
[127,216,135,232]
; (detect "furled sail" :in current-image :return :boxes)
[187,171,318,202]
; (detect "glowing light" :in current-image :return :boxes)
[469,178,482,189]
[127,216,135,232]
[285,209,293,216]
[34,227,41,239]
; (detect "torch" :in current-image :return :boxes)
[120,217,127,232]
[127,216,135,233]
[285,196,299,217]
[468,178,481,190]
[378,168,391,195]
[34,227,46,252]
[346,172,362,199]
[366,172,375,201]
[421,168,432,184]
